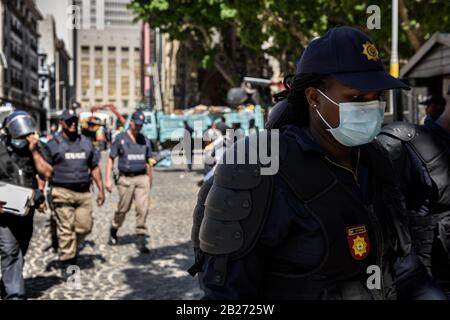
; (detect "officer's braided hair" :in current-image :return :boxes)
[269,73,331,129]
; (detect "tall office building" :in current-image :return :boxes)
[74,0,141,115]
[35,0,78,109]
[0,0,44,129]
[38,15,71,129]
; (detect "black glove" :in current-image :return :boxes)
[33,189,45,208]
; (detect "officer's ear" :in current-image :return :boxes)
[305,87,320,109]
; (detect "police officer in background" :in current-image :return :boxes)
[43,110,105,272]
[420,95,446,123]
[377,89,450,295]
[191,26,446,300]
[0,111,52,299]
[105,111,152,254]
[183,120,194,172]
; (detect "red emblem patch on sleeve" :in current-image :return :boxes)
[346,224,370,260]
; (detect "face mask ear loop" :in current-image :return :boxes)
[314,108,334,130]
[316,88,340,107]
[314,88,341,130]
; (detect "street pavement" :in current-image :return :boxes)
[22,151,205,300]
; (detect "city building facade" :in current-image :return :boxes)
[74,0,142,116]
[0,0,44,129]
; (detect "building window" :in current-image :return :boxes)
[81,46,90,97]
[121,47,130,97]
[94,46,103,98]
[134,48,140,99]
[108,47,116,97]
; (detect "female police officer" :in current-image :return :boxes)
[191,26,446,300]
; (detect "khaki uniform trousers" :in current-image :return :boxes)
[52,187,93,261]
[112,174,150,235]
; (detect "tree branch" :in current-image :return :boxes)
[399,0,424,51]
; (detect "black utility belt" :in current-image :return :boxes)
[52,183,91,193]
[120,171,147,177]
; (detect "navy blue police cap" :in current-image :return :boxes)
[296,26,409,91]
[60,110,78,121]
[131,111,145,125]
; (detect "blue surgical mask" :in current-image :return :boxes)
[315,89,386,147]
[11,138,28,149]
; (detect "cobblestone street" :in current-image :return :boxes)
[23,152,204,300]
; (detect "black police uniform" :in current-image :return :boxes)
[44,132,99,193]
[189,24,447,299]
[377,116,450,292]
[0,134,45,299]
[191,127,447,299]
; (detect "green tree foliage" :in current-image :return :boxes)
[130,0,450,77]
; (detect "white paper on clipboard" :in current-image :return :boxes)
[0,182,34,216]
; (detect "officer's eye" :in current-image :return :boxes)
[350,95,364,102]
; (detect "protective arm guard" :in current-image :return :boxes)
[199,133,273,258]
[377,121,415,169]
[188,132,276,282]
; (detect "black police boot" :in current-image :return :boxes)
[108,227,118,245]
[136,235,150,254]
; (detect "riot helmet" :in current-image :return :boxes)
[5,111,37,139]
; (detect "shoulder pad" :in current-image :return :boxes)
[379,121,416,142]
[374,134,404,161]
[409,126,447,164]
[199,184,251,255]
[199,131,276,256]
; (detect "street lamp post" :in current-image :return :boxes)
[390,0,402,121]
[390,0,399,79]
